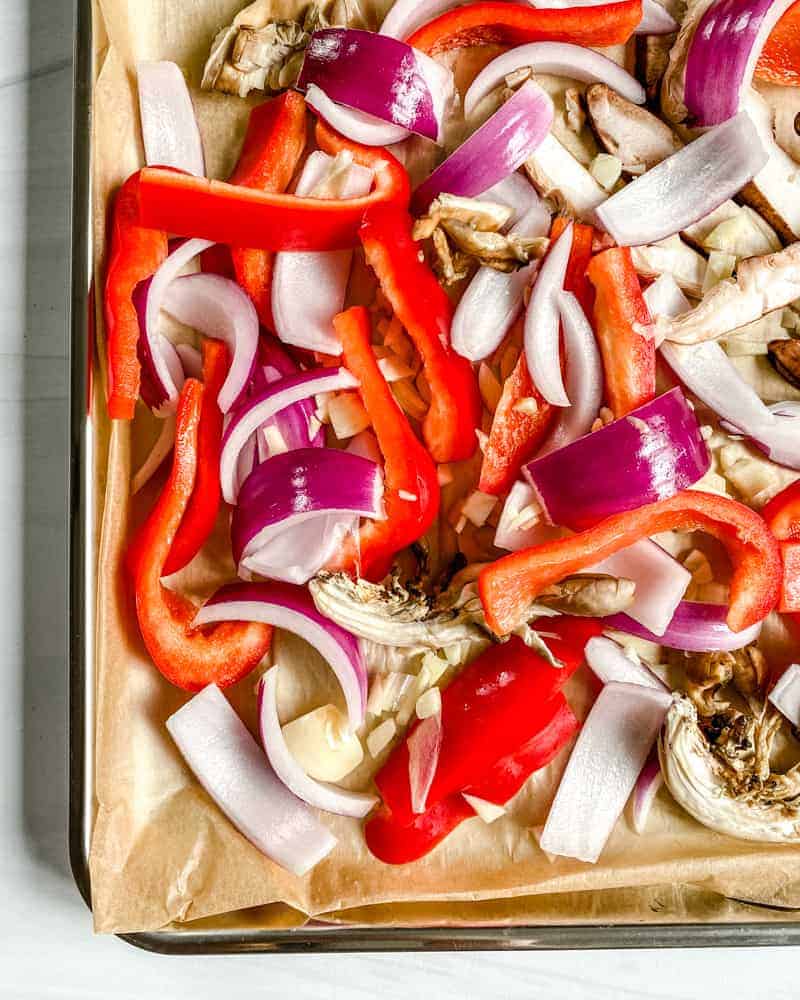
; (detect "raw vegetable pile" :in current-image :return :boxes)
[107,0,800,878]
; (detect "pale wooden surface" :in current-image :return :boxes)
[2,0,800,994]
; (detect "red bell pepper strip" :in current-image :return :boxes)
[130,380,273,690]
[763,480,800,613]
[480,491,782,637]
[756,0,800,86]
[375,617,602,827]
[551,216,595,316]
[104,172,168,419]
[227,92,308,331]
[330,307,440,580]
[479,345,554,496]
[200,243,235,279]
[162,338,226,575]
[407,0,643,54]
[587,246,655,418]
[365,695,578,864]
[135,125,410,252]
[360,204,482,463]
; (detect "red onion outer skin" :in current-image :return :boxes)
[230,447,383,566]
[684,0,795,127]
[297,28,438,139]
[412,80,554,212]
[606,601,763,652]
[524,388,710,530]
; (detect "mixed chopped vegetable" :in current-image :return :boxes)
[107,0,800,878]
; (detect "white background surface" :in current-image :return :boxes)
[3,0,800,995]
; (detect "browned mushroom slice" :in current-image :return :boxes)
[586,83,681,174]
[768,338,800,390]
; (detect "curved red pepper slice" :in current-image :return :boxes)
[365,696,578,865]
[360,204,482,463]
[587,246,655,419]
[331,306,440,580]
[480,491,782,636]
[763,480,800,613]
[228,91,308,330]
[104,172,168,419]
[130,380,272,690]
[375,618,601,827]
[136,124,410,252]
[407,0,643,54]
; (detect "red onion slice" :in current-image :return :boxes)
[585,635,668,690]
[464,42,645,118]
[685,0,796,127]
[258,668,377,818]
[536,290,604,453]
[631,750,663,835]
[539,682,672,862]
[525,222,574,407]
[297,28,449,142]
[494,481,564,552]
[306,84,411,146]
[137,61,205,176]
[661,339,800,470]
[259,339,325,451]
[606,601,764,651]
[524,388,710,529]
[242,515,358,585]
[272,151,374,355]
[768,663,800,727]
[166,684,336,875]
[594,111,769,247]
[220,368,358,504]
[231,448,385,568]
[163,273,258,414]
[408,712,443,814]
[590,540,691,637]
[195,582,368,730]
[412,80,554,212]
[133,277,187,416]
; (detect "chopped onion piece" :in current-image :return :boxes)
[462,793,506,824]
[416,686,442,719]
[464,42,645,119]
[525,222,573,407]
[585,636,668,690]
[328,391,371,439]
[259,669,376,818]
[166,685,336,876]
[408,712,443,814]
[494,481,561,552]
[631,751,663,835]
[540,682,672,863]
[241,515,357,586]
[642,272,691,328]
[367,718,398,757]
[137,61,205,176]
[594,112,769,247]
[606,601,763,652]
[305,83,411,146]
[195,582,368,730]
[768,663,800,727]
[281,703,364,782]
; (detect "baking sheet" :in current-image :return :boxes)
[86,0,800,935]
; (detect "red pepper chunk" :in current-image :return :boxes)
[480,491,782,637]
[130,380,272,690]
[331,306,440,580]
[366,695,578,865]
[408,0,643,53]
[375,617,601,827]
[136,125,410,252]
[360,204,482,463]
[763,480,800,613]
[228,92,308,331]
[587,247,655,418]
[104,172,168,419]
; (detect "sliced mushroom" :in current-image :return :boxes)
[768,338,800,390]
[536,574,636,616]
[441,221,548,271]
[637,34,675,104]
[739,92,800,243]
[659,695,800,843]
[524,133,607,221]
[413,194,513,240]
[655,241,800,344]
[586,84,681,174]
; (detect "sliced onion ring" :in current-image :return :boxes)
[220,368,358,505]
[137,61,205,176]
[525,222,573,407]
[585,635,668,690]
[464,42,645,119]
[305,84,411,146]
[163,273,258,414]
[412,80,553,213]
[242,515,357,586]
[195,581,368,730]
[166,684,336,876]
[258,668,377,818]
[606,601,764,651]
[685,0,797,127]
[594,111,769,247]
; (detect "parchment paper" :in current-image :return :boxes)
[88,0,800,934]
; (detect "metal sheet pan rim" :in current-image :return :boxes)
[67,0,800,953]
